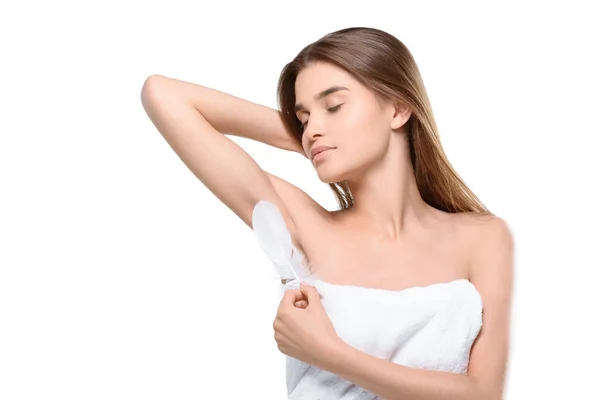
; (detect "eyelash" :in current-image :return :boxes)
[300,104,343,132]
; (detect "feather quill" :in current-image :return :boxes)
[251,200,313,290]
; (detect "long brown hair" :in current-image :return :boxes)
[277,27,491,215]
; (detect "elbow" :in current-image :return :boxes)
[141,74,171,106]
[467,377,503,400]
[142,74,168,89]
[473,385,503,400]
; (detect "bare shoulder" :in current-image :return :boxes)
[456,212,514,283]
[455,212,513,243]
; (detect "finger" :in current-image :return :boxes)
[282,289,300,303]
[284,289,307,303]
[280,291,306,314]
[300,283,321,304]
[294,300,308,309]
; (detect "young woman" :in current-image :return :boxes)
[141,27,513,400]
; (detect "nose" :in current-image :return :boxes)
[303,117,325,140]
[302,123,325,156]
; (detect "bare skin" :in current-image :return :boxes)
[141,61,513,400]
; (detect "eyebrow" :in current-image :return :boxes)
[294,86,349,113]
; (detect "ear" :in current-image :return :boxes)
[390,101,412,130]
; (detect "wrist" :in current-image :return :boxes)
[283,137,306,157]
[320,338,352,372]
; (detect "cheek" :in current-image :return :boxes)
[344,113,388,157]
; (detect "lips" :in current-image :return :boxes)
[310,146,335,160]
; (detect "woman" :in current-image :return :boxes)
[141,27,513,400]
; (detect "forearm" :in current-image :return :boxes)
[325,343,496,400]
[147,75,304,154]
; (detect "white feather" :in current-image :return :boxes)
[251,200,313,289]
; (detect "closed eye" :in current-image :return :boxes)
[300,104,344,132]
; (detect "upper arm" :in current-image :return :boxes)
[140,75,318,240]
[467,216,515,399]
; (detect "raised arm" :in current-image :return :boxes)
[140,75,322,240]
[156,76,305,155]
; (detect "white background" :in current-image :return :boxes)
[1,1,599,399]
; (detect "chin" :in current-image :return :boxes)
[313,151,362,184]
[315,165,348,185]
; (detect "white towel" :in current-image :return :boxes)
[286,278,483,399]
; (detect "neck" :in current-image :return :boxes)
[344,133,438,240]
